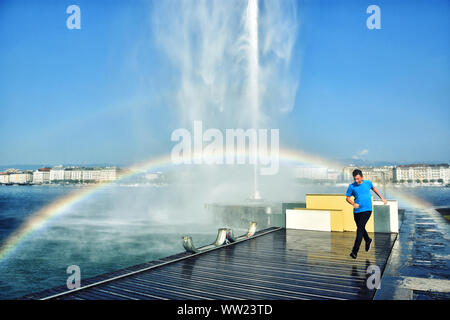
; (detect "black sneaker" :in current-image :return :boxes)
[349,252,357,259]
[365,238,373,252]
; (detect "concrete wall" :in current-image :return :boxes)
[286,208,344,232]
[284,194,398,233]
[373,199,399,233]
[305,194,375,232]
[286,209,332,232]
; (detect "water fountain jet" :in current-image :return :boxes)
[246,0,261,201]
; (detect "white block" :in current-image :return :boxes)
[286,209,331,232]
[373,199,399,233]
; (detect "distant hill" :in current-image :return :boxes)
[335,158,449,167]
[0,163,125,172]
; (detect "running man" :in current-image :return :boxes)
[346,169,387,259]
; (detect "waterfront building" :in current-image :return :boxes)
[8,171,33,184]
[80,167,119,182]
[69,168,83,181]
[1,165,120,185]
[98,167,119,181]
[62,167,82,181]
[0,172,10,184]
[49,165,65,182]
[342,166,394,184]
[393,164,449,183]
[32,168,50,184]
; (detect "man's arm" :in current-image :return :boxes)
[345,185,359,208]
[346,196,359,208]
[372,186,388,204]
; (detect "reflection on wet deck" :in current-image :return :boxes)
[25,228,397,300]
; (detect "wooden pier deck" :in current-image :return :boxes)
[23,227,397,300]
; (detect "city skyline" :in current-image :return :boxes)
[2,161,449,180]
[1,157,449,172]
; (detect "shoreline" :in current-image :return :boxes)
[1,182,448,188]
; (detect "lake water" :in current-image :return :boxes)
[0,183,448,299]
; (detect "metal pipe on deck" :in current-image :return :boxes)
[182,236,198,253]
[246,221,257,237]
[182,222,257,254]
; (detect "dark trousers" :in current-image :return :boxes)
[352,210,372,254]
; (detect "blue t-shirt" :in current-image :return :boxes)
[346,179,374,213]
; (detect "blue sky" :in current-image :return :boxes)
[0,0,448,166]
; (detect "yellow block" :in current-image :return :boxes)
[293,207,344,232]
[330,209,344,232]
[305,194,374,232]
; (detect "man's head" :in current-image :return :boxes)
[352,169,363,184]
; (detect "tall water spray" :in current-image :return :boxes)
[247,0,261,200]
[152,0,298,202]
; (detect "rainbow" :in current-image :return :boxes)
[0,147,435,262]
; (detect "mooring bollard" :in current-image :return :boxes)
[226,228,236,243]
[247,221,257,237]
[182,235,198,253]
[214,228,229,246]
[182,223,256,253]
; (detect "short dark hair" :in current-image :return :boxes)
[352,169,363,178]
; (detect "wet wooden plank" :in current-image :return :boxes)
[26,227,396,300]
